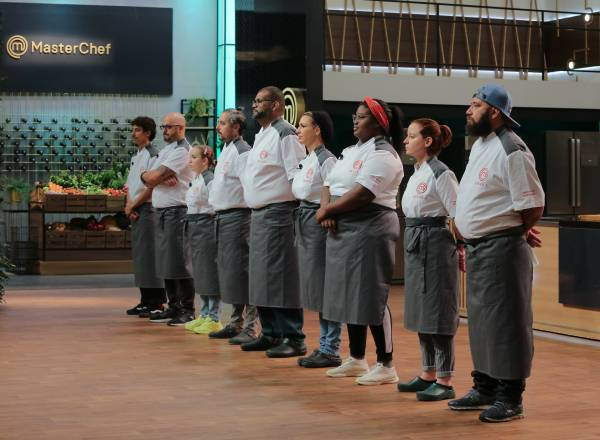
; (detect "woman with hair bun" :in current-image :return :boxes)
[293,110,342,368]
[317,97,405,386]
[397,118,460,401]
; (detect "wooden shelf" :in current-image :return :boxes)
[36,259,133,275]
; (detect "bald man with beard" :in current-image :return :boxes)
[141,112,196,326]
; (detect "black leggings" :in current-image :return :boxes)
[140,287,166,308]
[347,305,393,364]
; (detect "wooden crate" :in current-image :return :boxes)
[124,230,132,248]
[66,195,87,212]
[44,194,66,212]
[106,195,126,211]
[105,231,125,248]
[45,231,66,249]
[85,231,106,249]
[86,195,106,212]
[65,230,86,249]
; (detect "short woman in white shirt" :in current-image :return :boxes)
[316,97,405,386]
[184,145,223,335]
[398,118,460,401]
[292,111,342,369]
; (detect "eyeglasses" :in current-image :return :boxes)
[160,124,181,130]
[352,113,370,122]
[252,98,274,105]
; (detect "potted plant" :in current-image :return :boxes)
[184,97,213,128]
[4,179,30,204]
[0,247,13,303]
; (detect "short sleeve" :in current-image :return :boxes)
[355,150,400,197]
[436,170,459,217]
[281,135,307,180]
[320,156,337,183]
[507,150,545,211]
[161,147,190,176]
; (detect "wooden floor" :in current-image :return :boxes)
[1,284,600,440]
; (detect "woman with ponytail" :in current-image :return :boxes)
[316,97,405,386]
[397,118,460,401]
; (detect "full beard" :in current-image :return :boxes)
[466,111,493,137]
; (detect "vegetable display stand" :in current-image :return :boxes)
[29,198,133,275]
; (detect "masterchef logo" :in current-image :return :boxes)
[304,167,314,181]
[352,160,363,172]
[478,167,489,182]
[259,150,269,160]
[416,182,428,194]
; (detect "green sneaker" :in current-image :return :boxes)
[193,319,224,335]
[416,383,456,401]
[184,316,207,332]
[397,376,436,392]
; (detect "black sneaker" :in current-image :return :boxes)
[298,349,320,366]
[167,314,194,326]
[126,304,148,316]
[139,305,164,318]
[149,308,178,323]
[448,389,495,411]
[208,324,241,339]
[479,401,524,422]
[300,350,342,368]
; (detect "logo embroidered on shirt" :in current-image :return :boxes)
[304,167,315,181]
[416,182,428,194]
[478,167,489,182]
[352,160,363,171]
[259,150,269,160]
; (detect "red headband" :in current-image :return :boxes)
[364,96,389,132]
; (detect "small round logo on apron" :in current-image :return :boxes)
[416,182,428,194]
[479,167,489,182]
[352,160,363,171]
[259,150,269,160]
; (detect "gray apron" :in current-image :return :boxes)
[466,226,533,380]
[295,201,327,312]
[249,201,301,308]
[322,203,400,326]
[131,203,164,288]
[403,217,459,335]
[187,213,219,296]
[215,208,250,304]
[154,206,192,279]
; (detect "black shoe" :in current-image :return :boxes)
[299,350,342,368]
[240,335,281,351]
[479,401,524,423]
[149,308,178,323]
[298,349,320,366]
[208,324,241,339]
[139,305,164,318]
[126,304,148,316]
[167,313,194,326]
[448,389,495,411]
[398,376,436,392]
[266,338,307,358]
[229,328,257,345]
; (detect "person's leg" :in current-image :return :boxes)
[199,296,209,318]
[145,287,166,309]
[243,305,259,336]
[320,315,342,357]
[276,308,304,342]
[163,279,178,312]
[418,333,437,380]
[472,370,499,397]
[347,323,368,360]
[208,297,222,322]
[497,379,525,405]
[368,305,393,366]
[478,378,525,422]
[433,334,455,386]
[176,278,195,316]
[257,306,276,339]
[229,304,245,330]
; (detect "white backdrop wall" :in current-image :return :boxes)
[0,0,217,126]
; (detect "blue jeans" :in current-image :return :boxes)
[200,296,221,321]
[319,313,342,356]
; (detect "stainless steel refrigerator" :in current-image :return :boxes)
[545,131,600,215]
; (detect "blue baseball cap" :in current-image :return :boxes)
[472,84,520,128]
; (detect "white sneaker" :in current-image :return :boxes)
[355,363,399,385]
[326,357,370,378]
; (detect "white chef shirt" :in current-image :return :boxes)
[325,136,404,210]
[208,137,251,211]
[292,145,337,204]
[126,144,159,203]
[455,127,545,239]
[186,169,215,215]
[151,139,194,209]
[240,118,306,209]
[401,157,459,218]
